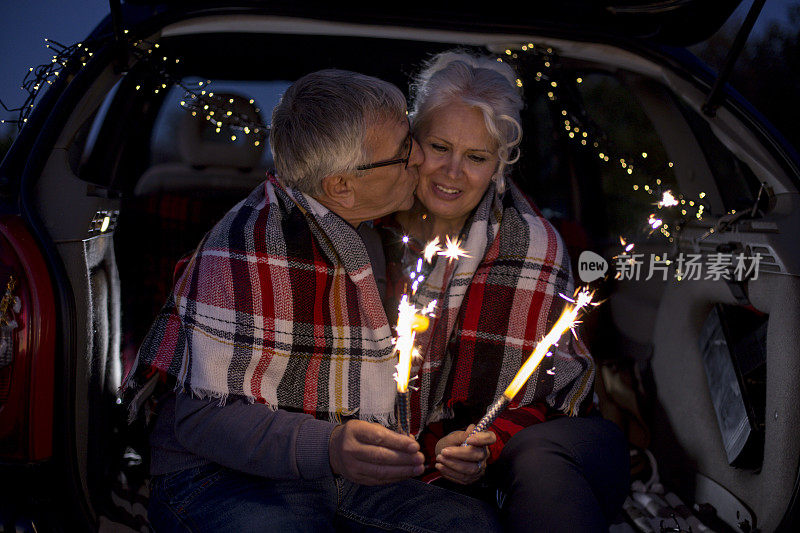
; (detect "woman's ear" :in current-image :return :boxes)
[320,173,356,209]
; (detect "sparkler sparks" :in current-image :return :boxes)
[394,296,433,394]
[504,288,595,398]
[658,190,679,208]
[648,214,663,230]
[394,295,434,435]
[423,236,441,263]
[438,235,470,262]
[394,235,446,434]
[619,236,635,253]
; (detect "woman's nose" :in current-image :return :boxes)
[445,154,461,179]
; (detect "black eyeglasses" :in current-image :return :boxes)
[356,125,413,171]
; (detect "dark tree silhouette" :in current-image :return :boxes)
[0,131,13,162]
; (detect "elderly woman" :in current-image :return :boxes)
[380,51,629,531]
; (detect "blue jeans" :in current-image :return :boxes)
[149,415,627,532]
[149,465,502,532]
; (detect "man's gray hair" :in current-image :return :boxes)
[410,51,523,193]
[270,69,407,195]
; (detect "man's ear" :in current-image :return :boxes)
[320,173,356,209]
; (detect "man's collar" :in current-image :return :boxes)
[286,186,363,231]
[296,189,332,221]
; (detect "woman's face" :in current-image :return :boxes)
[415,102,499,228]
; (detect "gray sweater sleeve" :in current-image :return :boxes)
[173,392,337,480]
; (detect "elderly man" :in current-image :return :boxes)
[129,70,501,532]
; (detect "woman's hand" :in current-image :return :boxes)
[434,424,496,485]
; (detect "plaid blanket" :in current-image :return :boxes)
[387,181,595,434]
[127,175,398,423]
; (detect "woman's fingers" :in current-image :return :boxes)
[438,447,487,468]
[435,456,485,484]
[435,442,490,485]
[434,430,467,455]
[441,440,489,462]
[464,428,496,447]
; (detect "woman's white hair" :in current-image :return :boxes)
[410,51,523,194]
[270,69,407,195]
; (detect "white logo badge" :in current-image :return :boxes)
[578,251,608,283]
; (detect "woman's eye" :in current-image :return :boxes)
[469,155,487,163]
[430,143,448,152]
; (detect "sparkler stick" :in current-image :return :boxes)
[462,288,596,445]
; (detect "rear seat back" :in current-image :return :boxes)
[117,92,268,367]
[136,92,267,196]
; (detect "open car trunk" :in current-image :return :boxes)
[3,2,800,531]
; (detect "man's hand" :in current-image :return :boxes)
[329,420,425,485]
[434,424,495,485]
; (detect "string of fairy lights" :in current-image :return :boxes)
[506,43,756,262]
[3,35,742,254]
[496,43,721,250]
[0,38,90,129]
[1,34,268,146]
[126,35,268,145]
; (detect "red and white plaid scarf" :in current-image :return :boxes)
[129,175,593,433]
[384,181,595,434]
[129,175,399,423]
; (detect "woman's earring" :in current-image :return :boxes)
[494,174,506,193]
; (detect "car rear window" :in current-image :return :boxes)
[150,77,291,169]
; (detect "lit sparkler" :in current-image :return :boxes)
[394,234,449,435]
[462,288,597,444]
[394,295,433,434]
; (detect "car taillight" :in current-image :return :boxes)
[0,215,56,461]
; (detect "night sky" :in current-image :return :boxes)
[0,0,797,137]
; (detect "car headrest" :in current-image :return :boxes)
[177,92,265,170]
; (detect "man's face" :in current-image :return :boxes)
[350,115,423,221]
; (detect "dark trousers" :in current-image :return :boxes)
[488,414,629,532]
